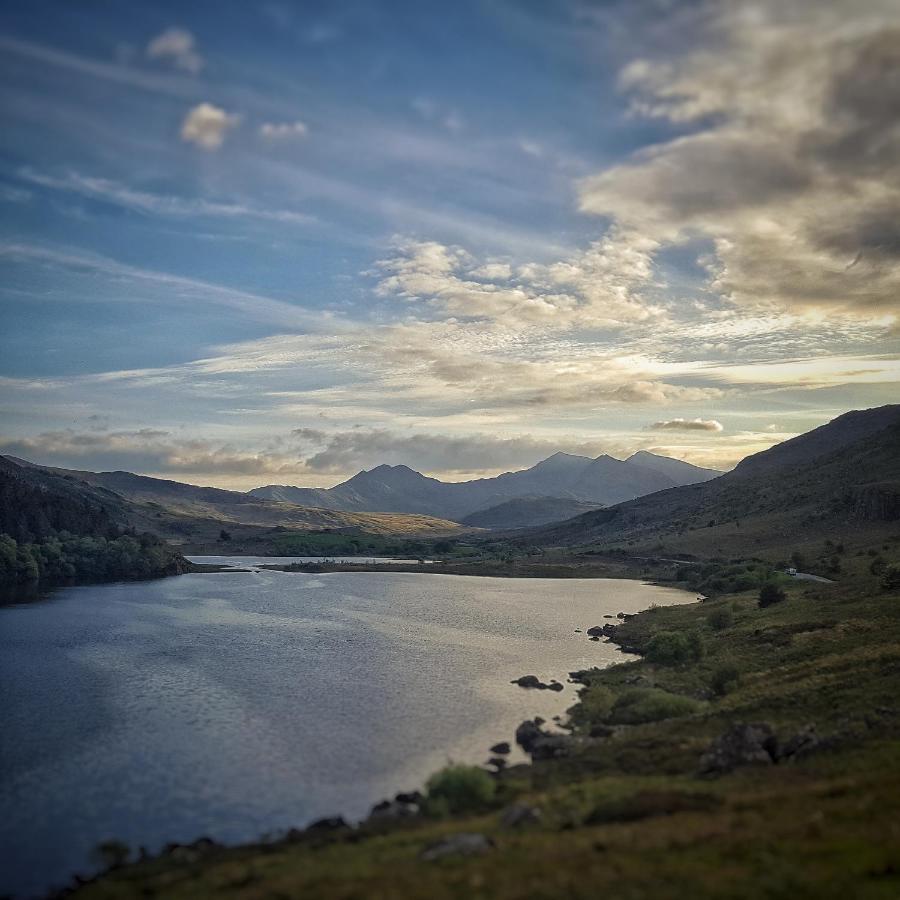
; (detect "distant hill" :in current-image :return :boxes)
[250,451,721,522]
[0,455,123,542]
[0,456,191,586]
[3,458,464,541]
[461,496,603,530]
[520,405,900,559]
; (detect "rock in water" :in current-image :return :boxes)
[490,741,511,755]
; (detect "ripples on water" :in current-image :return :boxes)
[0,565,694,897]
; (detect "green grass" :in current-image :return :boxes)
[77,544,900,900]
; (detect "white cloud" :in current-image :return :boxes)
[146,27,204,74]
[180,102,239,150]
[649,418,724,433]
[260,120,309,140]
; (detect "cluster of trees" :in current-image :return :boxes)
[676,560,782,596]
[0,530,185,586]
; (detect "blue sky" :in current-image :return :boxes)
[1,0,898,488]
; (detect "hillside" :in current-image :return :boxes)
[3,458,464,543]
[520,405,900,561]
[251,451,721,521]
[461,496,603,529]
[0,457,190,587]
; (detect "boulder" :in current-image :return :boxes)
[777,724,821,761]
[500,804,542,828]
[699,723,778,775]
[306,816,350,832]
[548,680,564,692]
[487,756,507,770]
[490,741,511,755]
[368,800,418,822]
[515,719,545,753]
[515,719,574,760]
[586,625,606,636]
[421,833,494,861]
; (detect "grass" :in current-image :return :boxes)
[75,540,900,900]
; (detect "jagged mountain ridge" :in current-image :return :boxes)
[250,451,721,521]
[518,405,900,556]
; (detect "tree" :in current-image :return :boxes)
[758,582,786,608]
[219,529,232,542]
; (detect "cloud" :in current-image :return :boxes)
[372,234,662,326]
[0,429,301,479]
[18,169,313,226]
[649,418,724,433]
[577,0,900,324]
[181,103,239,150]
[260,121,309,140]
[146,27,204,74]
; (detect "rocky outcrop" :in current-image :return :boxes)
[515,719,575,760]
[700,722,827,775]
[852,482,900,521]
[699,723,778,775]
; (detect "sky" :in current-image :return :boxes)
[1,0,898,490]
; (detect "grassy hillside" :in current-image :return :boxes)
[73,533,900,899]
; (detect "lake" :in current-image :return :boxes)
[0,564,694,898]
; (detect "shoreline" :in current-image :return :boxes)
[32,569,689,899]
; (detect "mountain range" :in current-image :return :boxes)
[0,457,465,548]
[520,405,900,559]
[250,450,721,525]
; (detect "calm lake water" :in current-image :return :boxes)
[0,565,694,898]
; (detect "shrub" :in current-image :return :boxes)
[570,684,614,727]
[710,662,741,696]
[608,688,701,725]
[646,630,704,666]
[706,606,734,631]
[882,564,900,592]
[424,764,496,817]
[758,582,787,608]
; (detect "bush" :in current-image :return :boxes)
[758,582,787,608]
[710,662,741,696]
[608,688,701,725]
[570,684,614,727]
[645,630,704,666]
[882,564,900,592]
[706,605,734,631]
[424,764,496,817]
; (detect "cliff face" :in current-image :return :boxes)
[853,482,900,521]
